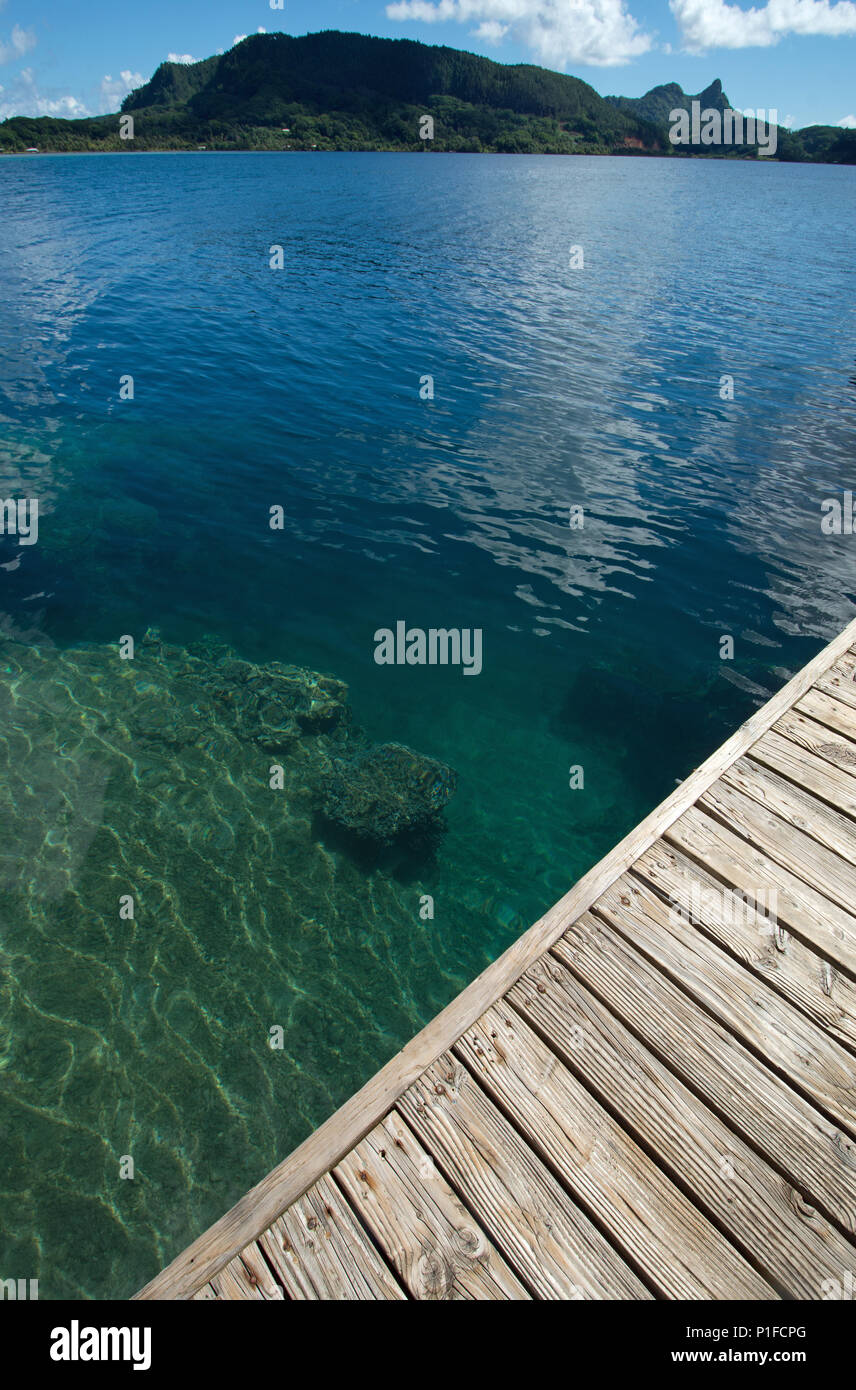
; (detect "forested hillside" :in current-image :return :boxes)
[1,31,852,162]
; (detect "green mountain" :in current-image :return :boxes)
[1,30,853,162]
[606,76,855,162]
[0,31,654,155]
[123,30,640,128]
[606,77,731,127]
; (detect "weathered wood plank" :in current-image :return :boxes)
[136,615,856,1299]
[665,805,856,975]
[258,1172,405,1301]
[774,708,856,777]
[509,955,855,1299]
[749,728,856,823]
[816,659,856,713]
[207,1255,266,1300]
[592,873,856,1134]
[836,647,856,673]
[553,914,856,1234]
[723,757,856,864]
[455,1002,774,1299]
[234,1241,285,1300]
[797,687,856,742]
[633,841,856,1052]
[701,777,856,940]
[335,1113,529,1300]
[398,1054,650,1300]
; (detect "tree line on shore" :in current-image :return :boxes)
[2,31,853,163]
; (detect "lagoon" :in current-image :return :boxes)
[0,151,854,1298]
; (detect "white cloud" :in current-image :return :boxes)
[0,67,90,119]
[474,19,510,39]
[34,93,88,116]
[167,52,197,65]
[0,64,144,120]
[0,23,37,64]
[386,0,652,65]
[838,113,856,125]
[232,27,266,45]
[99,70,143,112]
[670,0,856,51]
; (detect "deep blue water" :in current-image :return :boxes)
[0,151,854,1297]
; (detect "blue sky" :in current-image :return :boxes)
[1,0,853,129]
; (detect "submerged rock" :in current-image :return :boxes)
[0,625,459,1298]
[137,631,349,751]
[321,742,457,847]
[263,666,348,734]
[0,628,455,887]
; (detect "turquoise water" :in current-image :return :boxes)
[0,152,854,1298]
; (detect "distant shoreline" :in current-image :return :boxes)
[4,33,853,168]
[2,148,848,166]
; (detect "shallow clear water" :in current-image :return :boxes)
[0,151,854,1298]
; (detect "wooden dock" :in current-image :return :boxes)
[137,619,856,1300]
